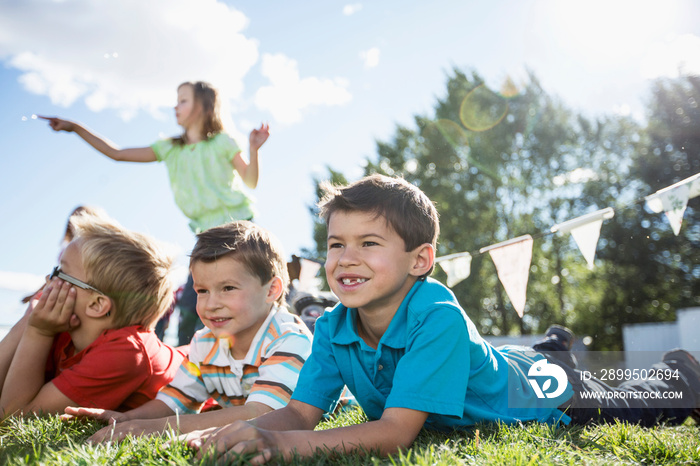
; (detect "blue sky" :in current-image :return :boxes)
[1,0,699,326]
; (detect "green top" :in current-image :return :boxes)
[152,133,256,233]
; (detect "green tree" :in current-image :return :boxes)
[308,69,698,350]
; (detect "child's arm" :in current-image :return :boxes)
[85,399,272,443]
[39,116,156,163]
[64,397,175,425]
[65,398,176,442]
[232,123,269,189]
[0,305,32,391]
[187,401,429,461]
[0,280,79,417]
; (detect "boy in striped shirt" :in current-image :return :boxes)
[66,221,312,441]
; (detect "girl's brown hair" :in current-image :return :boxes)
[173,81,224,145]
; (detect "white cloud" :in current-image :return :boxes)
[0,271,44,293]
[360,47,380,68]
[254,53,352,125]
[641,34,700,79]
[343,3,363,16]
[0,0,258,120]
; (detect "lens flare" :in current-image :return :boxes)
[432,119,469,148]
[459,84,509,132]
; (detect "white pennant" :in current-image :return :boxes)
[645,174,699,236]
[570,220,604,270]
[551,208,614,270]
[480,235,533,318]
[436,252,472,287]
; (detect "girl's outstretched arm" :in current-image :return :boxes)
[232,123,269,189]
[39,116,157,163]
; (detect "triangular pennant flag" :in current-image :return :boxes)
[480,235,533,318]
[689,173,700,199]
[645,179,693,236]
[551,208,614,270]
[436,252,472,287]
[297,258,322,292]
[570,220,604,270]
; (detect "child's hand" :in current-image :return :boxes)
[185,420,277,463]
[38,115,76,132]
[62,406,125,423]
[27,279,79,337]
[249,123,270,150]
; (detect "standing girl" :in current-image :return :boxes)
[40,81,268,233]
[40,81,270,343]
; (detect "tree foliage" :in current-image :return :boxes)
[309,69,699,350]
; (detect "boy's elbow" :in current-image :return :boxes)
[387,430,419,454]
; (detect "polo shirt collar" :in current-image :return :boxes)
[331,307,362,345]
[330,279,424,349]
[379,279,422,349]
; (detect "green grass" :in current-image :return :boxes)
[0,409,697,465]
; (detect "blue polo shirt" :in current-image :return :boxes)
[292,278,571,430]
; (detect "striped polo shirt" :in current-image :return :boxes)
[156,306,312,413]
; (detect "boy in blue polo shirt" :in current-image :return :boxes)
[183,175,699,461]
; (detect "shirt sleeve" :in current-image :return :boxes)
[51,333,151,410]
[290,314,346,413]
[217,134,241,163]
[150,138,174,162]
[155,343,211,414]
[247,332,312,410]
[384,306,470,418]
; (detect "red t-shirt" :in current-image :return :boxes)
[45,326,186,412]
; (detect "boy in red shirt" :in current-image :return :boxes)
[0,212,185,416]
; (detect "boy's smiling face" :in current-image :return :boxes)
[326,210,426,317]
[192,256,278,353]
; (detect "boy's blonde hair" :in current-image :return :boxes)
[318,174,440,276]
[190,221,289,306]
[70,213,176,329]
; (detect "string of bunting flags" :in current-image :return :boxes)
[434,172,700,319]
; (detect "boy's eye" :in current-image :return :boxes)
[328,242,343,249]
[195,289,208,295]
[363,241,379,247]
[223,285,237,292]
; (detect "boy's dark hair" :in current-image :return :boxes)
[190,221,289,305]
[318,174,439,275]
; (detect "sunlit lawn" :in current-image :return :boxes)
[1,407,698,465]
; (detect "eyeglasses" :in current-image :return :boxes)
[49,266,105,295]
